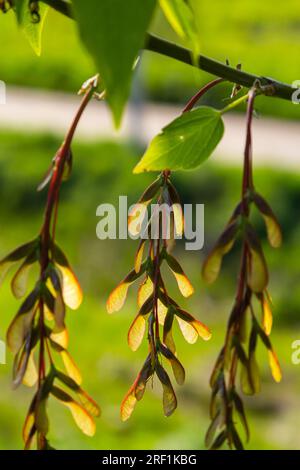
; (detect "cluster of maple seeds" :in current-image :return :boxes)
[202,89,283,450]
[106,171,211,420]
[0,238,100,449]
[0,77,101,450]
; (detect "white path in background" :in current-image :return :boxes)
[0,86,299,169]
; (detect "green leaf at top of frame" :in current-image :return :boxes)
[14,0,49,56]
[133,106,224,173]
[159,0,200,60]
[72,0,156,128]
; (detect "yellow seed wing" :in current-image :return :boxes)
[128,314,146,352]
[60,350,82,385]
[106,281,130,314]
[268,350,282,383]
[58,264,83,310]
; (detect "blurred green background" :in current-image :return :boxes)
[0,1,300,450]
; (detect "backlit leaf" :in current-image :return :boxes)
[15,0,49,56]
[133,107,224,173]
[72,0,156,126]
[159,0,200,59]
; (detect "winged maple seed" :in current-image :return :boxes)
[107,171,211,420]
[203,88,282,450]
[0,77,102,450]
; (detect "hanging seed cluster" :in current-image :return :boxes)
[107,172,211,420]
[0,79,100,449]
[203,89,283,450]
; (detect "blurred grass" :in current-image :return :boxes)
[0,1,300,118]
[0,131,300,449]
